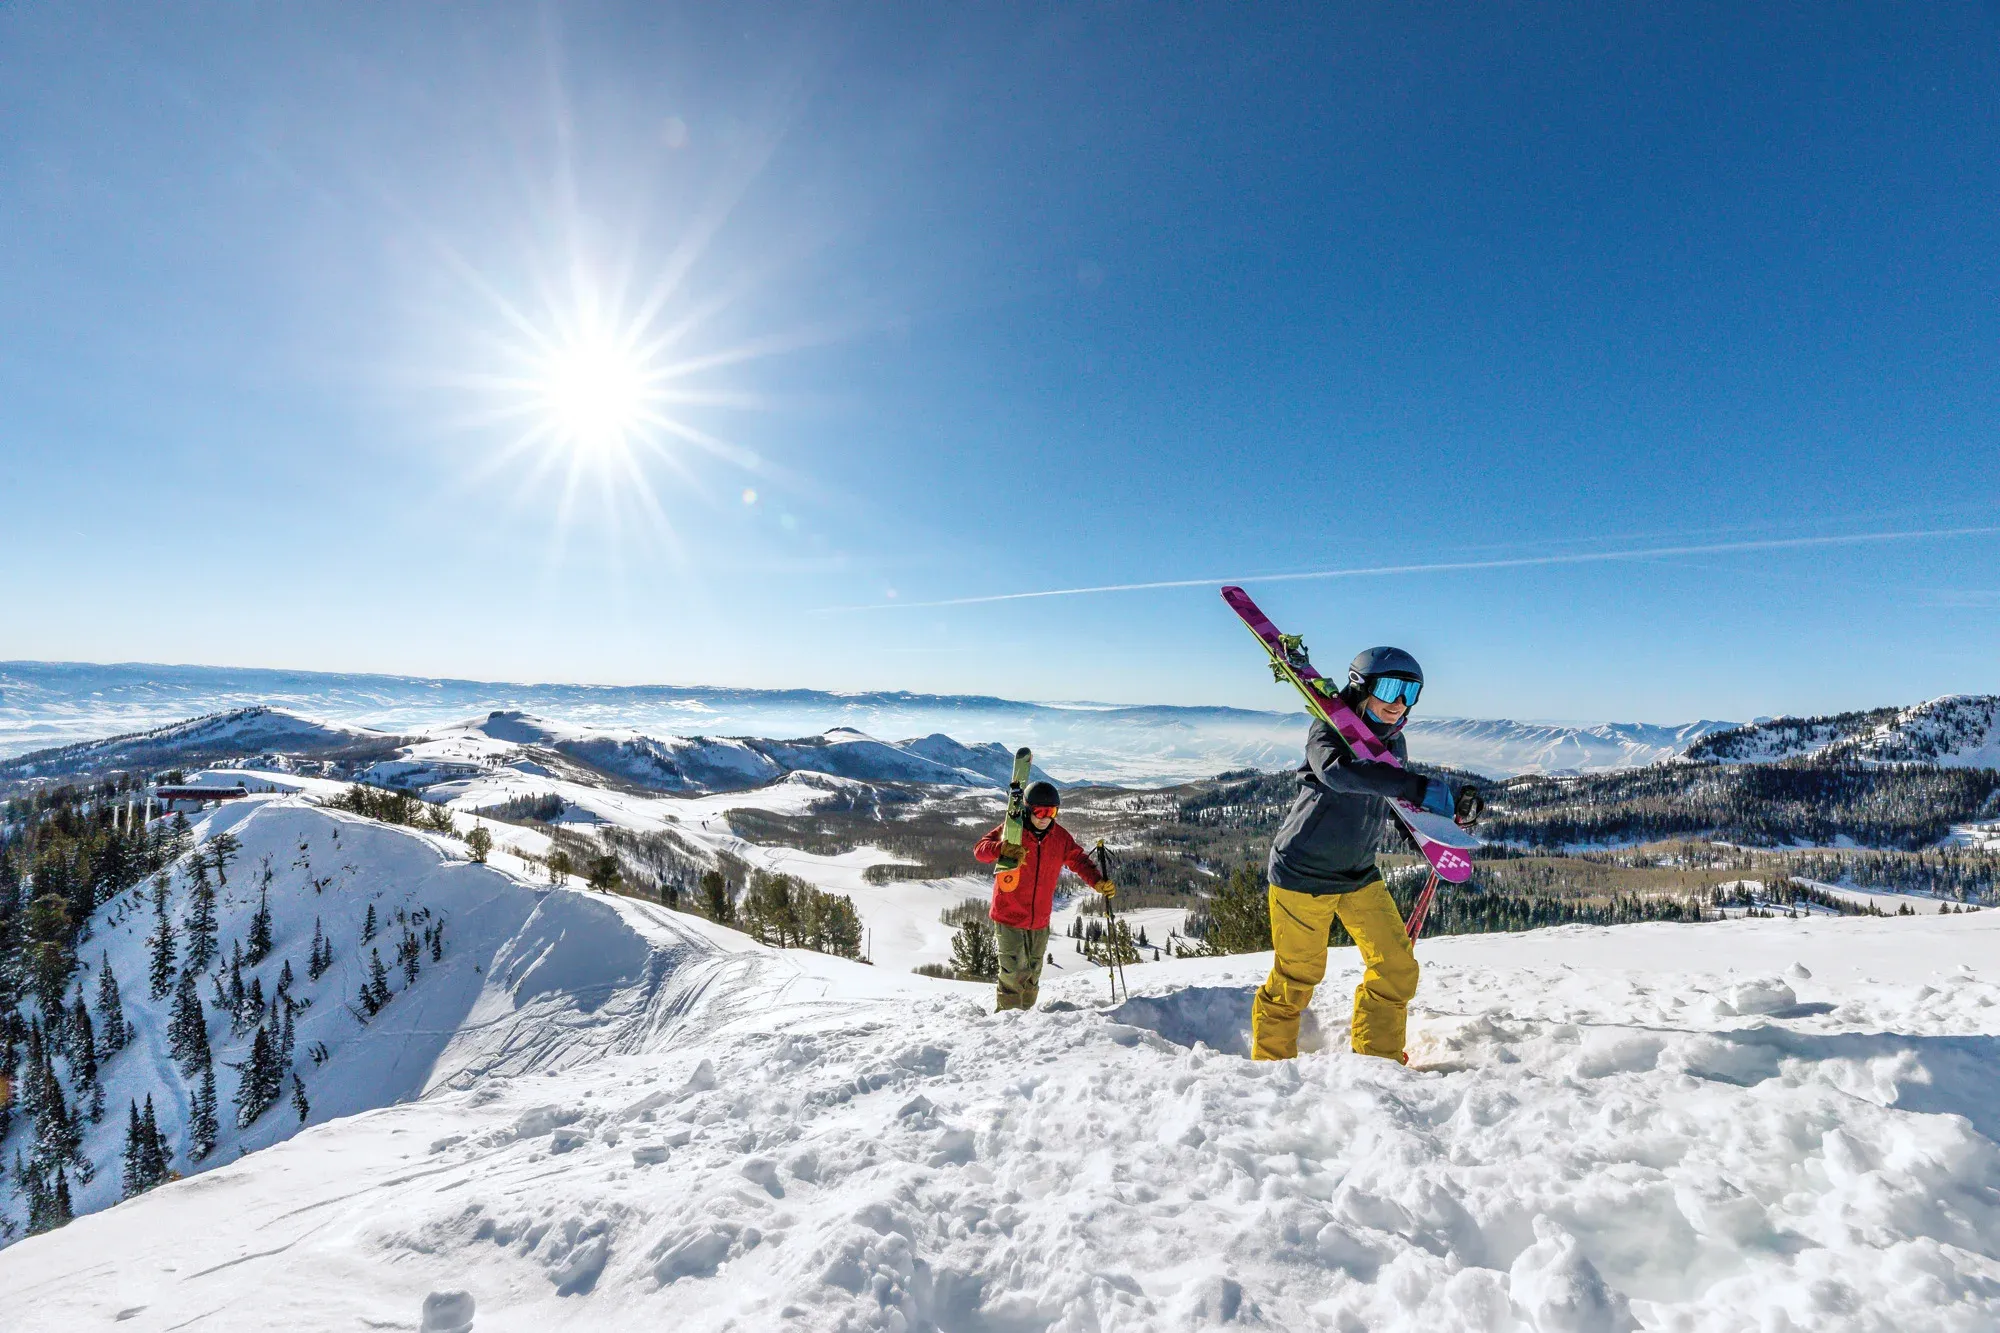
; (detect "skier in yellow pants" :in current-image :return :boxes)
[1254,879,1417,1061]
[1250,646,1479,1062]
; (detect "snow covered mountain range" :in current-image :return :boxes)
[1,661,1743,781]
[4,791,1998,1330]
[5,663,1995,783]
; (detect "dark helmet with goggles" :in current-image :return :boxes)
[1024,780,1061,817]
[1345,646,1424,709]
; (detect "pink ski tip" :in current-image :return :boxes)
[1426,844,1475,883]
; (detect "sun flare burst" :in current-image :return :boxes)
[537,333,651,458]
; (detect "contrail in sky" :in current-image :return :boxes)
[815,525,2000,613]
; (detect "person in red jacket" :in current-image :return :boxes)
[972,780,1113,1011]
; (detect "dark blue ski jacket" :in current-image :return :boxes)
[1267,717,1430,896]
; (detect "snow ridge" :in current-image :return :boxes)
[1686,695,2000,769]
[365,712,1037,795]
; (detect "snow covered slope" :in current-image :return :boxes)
[0,706,392,780]
[4,847,1998,1330]
[1685,695,2000,769]
[0,794,871,1245]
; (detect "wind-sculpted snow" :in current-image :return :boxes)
[6,905,1999,1330]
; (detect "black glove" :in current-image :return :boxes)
[1454,786,1485,829]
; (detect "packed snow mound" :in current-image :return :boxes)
[1686,695,2000,769]
[0,706,389,779]
[7,904,1999,1330]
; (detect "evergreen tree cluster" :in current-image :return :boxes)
[1,778,179,1021]
[325,784,457,834]
[120,1096,170,1198]
[737,871,865,959]
[588,825,712,907]
[1069,914,1148,964]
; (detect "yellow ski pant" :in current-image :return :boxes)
[1251,881,1418,1062]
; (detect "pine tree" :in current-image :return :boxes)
[184,863,219,973]
[700,869,734,923]
[399,928,421,985]
[18,1025,50,1126]
[950,918,998,981]
[208,830,241,886]
[166,812,193,860]
[279,1004,295,1064]
[47,1168,74,1231]
[246,881,273,963]
[233,1024,282,1128]
[14,1151,43,1232]
[148,878,178,1001]
[169,970,211,1077]
[361,948,392,1015]
[189,1064,219,1161]
[121,1099,147,1199]
[307,918,331,981]
[68,997,104,1124]
[94,954,129,1058]
[290,1072,310,1124]
[1197,865,1274,956]
[29,1042,88,1183]
[243,975,266,1033]
[277,958,295,998]
[362,903,377,943]
[141,1094,169,1183]
[429,920,445,962]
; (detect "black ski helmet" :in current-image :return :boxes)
[1346,646,1424,697]
[1024,780,1060,809]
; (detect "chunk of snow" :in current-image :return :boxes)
[419,1289,475,1333]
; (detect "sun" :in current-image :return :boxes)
[536,333,650,458]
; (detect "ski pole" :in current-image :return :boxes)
[1095,840,1128,1004]
[1405,871,1441,943]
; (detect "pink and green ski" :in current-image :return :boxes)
[1221,585,1477,885]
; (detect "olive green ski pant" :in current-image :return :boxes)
[994,924,1050,1012]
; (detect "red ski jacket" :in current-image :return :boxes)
[974,820,1106,932]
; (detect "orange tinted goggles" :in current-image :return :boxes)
[1029,805,1059,818]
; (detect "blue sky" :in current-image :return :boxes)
[2,3,1997,723]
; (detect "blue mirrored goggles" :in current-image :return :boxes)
[1367,675,1422,708]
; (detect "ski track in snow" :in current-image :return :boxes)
[4,799,2000,1331]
